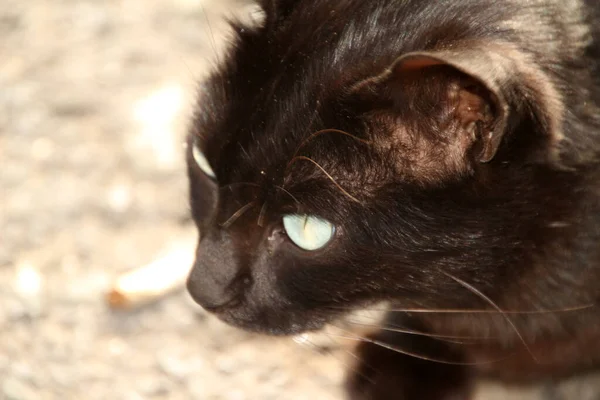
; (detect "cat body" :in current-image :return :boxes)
[186,0,600,398]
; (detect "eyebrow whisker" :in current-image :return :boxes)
[257,202,269,227]
[287,156,360,203]
[221,201,259,228]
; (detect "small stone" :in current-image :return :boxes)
[224,389,246,400]
[106,183,132,213]
[31,137,55,161]
[215,355,236,375]
[10,262,44,319]
[108,337,128,357]
[2,376,37,400]
[10,362,34,382]
[14,262,41,297]
[137,376,171,396]
[48,363,76,386]
[157,353,190,380]
[0,353,9,371]
[270,370,290,388]
[122,391,145,400]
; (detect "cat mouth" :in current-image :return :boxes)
[213,305,331,336]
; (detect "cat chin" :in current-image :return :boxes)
[214,308,329,336]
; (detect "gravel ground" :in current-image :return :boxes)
[2,1,600,399]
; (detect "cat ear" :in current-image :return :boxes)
[354,46,563,163]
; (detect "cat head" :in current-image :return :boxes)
[185,0,570,335]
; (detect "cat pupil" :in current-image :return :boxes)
[282,214,335,251]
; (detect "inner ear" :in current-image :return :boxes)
[354,53,510,164]
[390,56,505,163]
[454,82,493,133]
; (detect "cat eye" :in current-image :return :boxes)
[282,214,335,251]
[192,144,216,179]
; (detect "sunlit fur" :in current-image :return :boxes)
[186,0,600,398]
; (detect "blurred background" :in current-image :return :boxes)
[1,1,599,399]
[1,1,343,399]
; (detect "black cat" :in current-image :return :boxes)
[185,1,600,398]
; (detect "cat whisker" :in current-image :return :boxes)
[442,271,539,363]
[327,326,511,366]
[238,143,251,161]
[340,319,496,342]
[286,156,360,203]
[221,201,258,228]
[257,202,268,227]
[324,303,594,315]
[291,128,371,161]
[220,182,262,191]
[305,99,323,140]
[326,344,380,387]
[387,304,596,314]
[273,185,300,206]
[200,5,222,67]
[433,338,484,345]
[295,333,376,386]
[293,333,325,353]
[178,56,200,86]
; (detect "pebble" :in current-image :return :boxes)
[108,337,128,357]
[136,376,171,396]
[30,137,55,161]
[224,389,247,400]
[10,262,44,319]
[2,377,37,400]
[215,354,236,375]
[157,352,195,380]
[106,182,133,213]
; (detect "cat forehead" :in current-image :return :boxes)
[208,3,403,109]
[196,1,517,184]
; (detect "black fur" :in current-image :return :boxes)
[186,1,600,398]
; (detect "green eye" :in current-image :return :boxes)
[192,144,216,179]
[283,214,335,251]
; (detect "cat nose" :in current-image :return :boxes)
[186,262,245,311]
[186,232,249,311]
